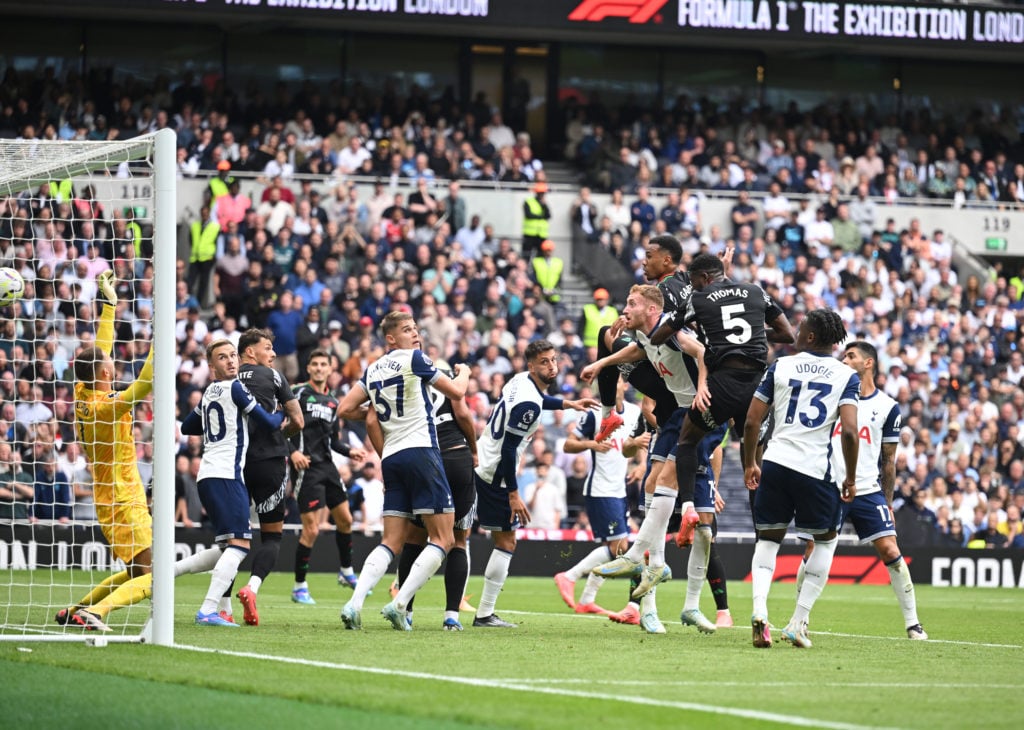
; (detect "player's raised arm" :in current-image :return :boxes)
[119,345,155,406]
[95,270,118,355]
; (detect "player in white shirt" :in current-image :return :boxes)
[174,340,285,627]
[742,309,860,649]
[554,377,649,615]
[798,341,927,640]
[472,340,597,628]
[336,311,470,630]
[581,284,722,634]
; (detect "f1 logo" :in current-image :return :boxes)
[568,0,669,23]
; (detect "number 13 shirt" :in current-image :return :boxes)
[754,352,860,481]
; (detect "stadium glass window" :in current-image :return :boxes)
[560,44,660,116]
[345,36,457,102]
[86,23,222,88]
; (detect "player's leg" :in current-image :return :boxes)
[195,478,252,627]
[292,469,324,604]
[396,522,428,618]
[443,447,476,630]
[750,462,796,648]
[473,474,518,628]
[342,456,413,629]
[874,533,926,639]
[236,457,288,622]
[379,449,453,629]
[680,425,724,633]
[851,493,926,638]
[331,500,358,588]
[594,328,638,440]
[782,472,843,648]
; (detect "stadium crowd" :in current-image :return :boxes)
[0,67,1023,551]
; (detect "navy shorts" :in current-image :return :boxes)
[841,491,897,544]
[585,495,630,542]
[381,447,454,518]
[475,472,521,532]
[692,421,729,513]
[197,478,253,543]
[651,407,686,462]
[412,447,477,531]
[752,461,841,536]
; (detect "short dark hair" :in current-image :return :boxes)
[648,234,682,265]
[805,309,847,348]
[308,348,331,363]
[845,340,878,376]
[688,253,724,277]
[238,327,273,356]
[525,339,556,362]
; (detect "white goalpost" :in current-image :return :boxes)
[0,129,176,645]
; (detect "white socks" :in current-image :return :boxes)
[579,573,605,605]
[792,537,838,625]
[247,575,263,594]
[886,555,921,628]
[628,488,677,561]
[200,545,247,615]
[395,543,447,610]
[751,539,781,618]
[350,544,394,610]
[476,548,513,618]
[175,546,223,577]
[684,524,712,611]
[567,546,614,582]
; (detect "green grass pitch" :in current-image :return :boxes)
[2,571,1021,729]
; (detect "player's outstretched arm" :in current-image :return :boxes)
[95,270,119,356]
[450,393,478,457]
[180,407,203,436]
[120,345,155,406]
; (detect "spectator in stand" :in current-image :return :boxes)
[521,182,551,261]
[266,290,303,382]
[730,189,759,239]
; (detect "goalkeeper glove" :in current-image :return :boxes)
[97,270,118,304]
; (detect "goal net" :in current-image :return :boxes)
[0,130,176,644]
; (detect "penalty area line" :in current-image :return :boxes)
[174,643,897,730]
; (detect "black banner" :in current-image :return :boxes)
[2,523,1022,588]
[11,1,1024,54]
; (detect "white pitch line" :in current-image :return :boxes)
[174,643,901,730]
[491,678,1024,690]
[500,609,1024,649]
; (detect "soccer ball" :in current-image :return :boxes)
[0,267,25,306]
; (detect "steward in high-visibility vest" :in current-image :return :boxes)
[208,160,232,201]
[521,182,551,260]
[190,206,220,265]
[531,240,563,304]
[579,288,619,348]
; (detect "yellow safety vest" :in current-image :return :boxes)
[522,197,549,239]
[190,220,220,263]
[1010,276,1024,301]
[581,303,618,348]
[531,256,563,303]
[53,179,73,204]
[128,221,143,258]
[209,176,230,200]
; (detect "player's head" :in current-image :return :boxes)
[382,311,419,350]
[797,309,847,354]
[623,284,664,329]
[643,234,682,281]
[73,346,114,390]
[207,339,239,380]
[687,253,724,291]
[842,340,878,379]
[307,348,333,386]
[525,339,559,386]
[238,328,275,366]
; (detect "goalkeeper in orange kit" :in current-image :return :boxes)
[56,270,156,632]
